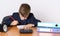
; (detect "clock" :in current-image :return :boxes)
[0,24,8,32]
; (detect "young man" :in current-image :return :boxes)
[2,3,41,29]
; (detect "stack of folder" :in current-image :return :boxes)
[37,22,60,33]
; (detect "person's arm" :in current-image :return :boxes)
[30,19,41,27]
[27,19,41,27]
[27,13,41,27]
[23,13,41,29]
[2,16,13,26]
[2,16,19,26]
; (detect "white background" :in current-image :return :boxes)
[0,0,60,23]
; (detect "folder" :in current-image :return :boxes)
[37,22,60,33]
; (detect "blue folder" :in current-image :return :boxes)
[37,22,60,33]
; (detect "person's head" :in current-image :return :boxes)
[19,3,31,17]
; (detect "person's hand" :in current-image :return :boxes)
[23,24,34,29]
[11,20,19,25]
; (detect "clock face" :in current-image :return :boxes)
[3,25,7,32]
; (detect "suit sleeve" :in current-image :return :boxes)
[2,16,13,26]
[27,13,41,27]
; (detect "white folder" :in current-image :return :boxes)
[37,22,60,33]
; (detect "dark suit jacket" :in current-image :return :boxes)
[2,12,41,27]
